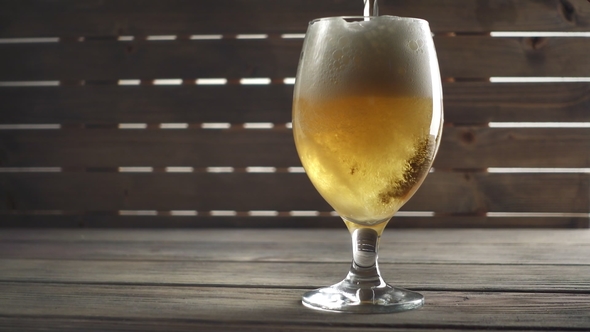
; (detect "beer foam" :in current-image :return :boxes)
[295,16,438,100]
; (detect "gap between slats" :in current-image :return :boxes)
[0,77,296,87]
[1,210,588,220]
[0,210,405,217]
[3,77,590,87]
[2,167,590,174]
[2,122,590,130]
[2,31,590,44]
[0,34,306,44]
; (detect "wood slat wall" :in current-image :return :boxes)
[1,128,589,168]
[1,172,588,212]
[1,83,589,124]
[2,37,590,80]
[1,0,589,228]
[2,0,589,36]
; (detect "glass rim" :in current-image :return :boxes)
[309,15,429,26]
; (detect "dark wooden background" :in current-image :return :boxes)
[0,0,589,228]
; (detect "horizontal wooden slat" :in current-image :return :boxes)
[1,0,589,38]
[2,260,590,292]
[0,39,301,81]
[1,283,590,330]
[3,320,555,332]
[436,127,590,168]
[1,37,590,81]
[1,239,589,265]
[441,82,590,123]
[0,173,330,211]
[1,229,588,264]
[0,130,300,167]
[0,85,295,124]
[435,36,590,78]
[1,173,588,213]
[2,82,590,124]
[1,215,588,229]
[0,319,574,332]
[1,128,589,168]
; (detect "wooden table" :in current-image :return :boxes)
[0,228,589,331]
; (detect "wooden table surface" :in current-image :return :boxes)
[0,228,589,331]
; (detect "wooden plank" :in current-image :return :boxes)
[2,319,565,332]
[0,172,331,211]
[1,128,589,168]
[0,233,589,264]
[434,36,590,78]
[0,39,302,81]
[2,37,590,81]
[0,130,301,168]
[1,0,589,37]
[1,215,588,229]
[1,259,589,292]
[442,82,590,123]
[2,83,590,124]
[0,283,589,329]
[0,85,296,124]
[1,173,588,213]
[3,317,543,332]
[436,127,590,168]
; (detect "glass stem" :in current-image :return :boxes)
[302,220,424,312]
[344,228,387,301]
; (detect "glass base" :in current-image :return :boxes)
[302,279,424,313]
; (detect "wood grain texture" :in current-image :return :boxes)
[0,39,301,81]
[0,39,300,81]
[442,82,590,123]
[435,36,590,78]
[1,259,589,292]
[0,229,588,331]
[2,83,590,124]
[0,129,303,168]
[1,173,588,213]
[436,127,590,168]
[1,0,589,37]
[0,85,295,124]
[3,318,549,332]
[0,230,589,264]
[1,37,590,81]
[1,128,589,168]
[0,283,589,329]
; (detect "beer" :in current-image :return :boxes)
[295,13,441,313]
[293,16,442,226]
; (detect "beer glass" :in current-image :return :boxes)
[292,16,443,313]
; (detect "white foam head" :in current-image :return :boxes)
[295,16,439,100]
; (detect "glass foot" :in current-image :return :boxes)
[302,280,424,313]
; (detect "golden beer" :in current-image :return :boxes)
[293,16,442,226]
